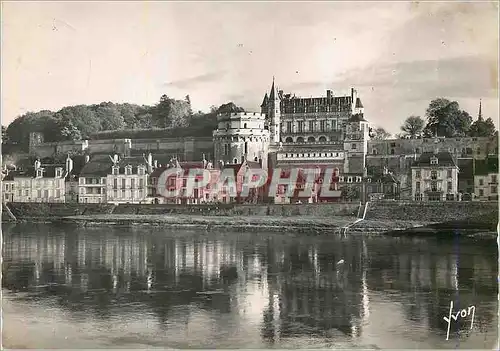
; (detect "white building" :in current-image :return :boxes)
[78,154,152,204]
[12,155,76,203]
[411,152,459,201]
[473,156,498,200]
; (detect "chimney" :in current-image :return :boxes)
[327,90,332,99]
[66,155,74,174]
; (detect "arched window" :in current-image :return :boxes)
[233,158,238,164]
[297,137,305,143]
[318,136,327,142]
[307,136,316,143]
[285,137,293,143]
[244,123,247,129]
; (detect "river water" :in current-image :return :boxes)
[2,223,498,349]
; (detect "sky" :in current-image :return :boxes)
[2,1,498,135]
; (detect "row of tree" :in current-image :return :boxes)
[370,98,497,140]
[2,95,244,152]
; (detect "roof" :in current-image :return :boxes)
[78,154,113,177]
[260,93,268,107]
[368,173,399,183]
[475,156,498,176]
[411,152,457,168]
[355,97,364,108]
[348,113,367,122]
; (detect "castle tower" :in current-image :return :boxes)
[343,113,370,174]
[266,77,281,144]
[213,112,270,168]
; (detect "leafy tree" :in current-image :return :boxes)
[93,103,126,131]
[5,110,59,151]
[154,94,172,128]
[401,115,425,138]
[1,126,8,144]
[54,105,100,139]
[469,116,496,137]
[57,113,82,141]
[423,98,472,137]
[371,127,391,140]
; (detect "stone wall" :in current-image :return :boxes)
[365,201,498,222]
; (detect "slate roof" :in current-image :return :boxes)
[348,113,367,122]
[411,152,457,167]
[474,156,499,176]
[355,97,364,108]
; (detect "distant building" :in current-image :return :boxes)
[365,168,400,201]
[473,156,498,201]
[411,152,459,201]
[12,155,77,203]
[2,172,16,202]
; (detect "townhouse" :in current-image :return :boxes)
[473,155,498,201]
[9,155,80,203]
[78,153,152,204]
[411,152,459,202]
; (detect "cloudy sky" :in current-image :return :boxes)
[2,1,498,134]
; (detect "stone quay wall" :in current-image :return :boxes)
[3,201,498,225]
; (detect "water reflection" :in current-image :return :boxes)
[2,224,498,349]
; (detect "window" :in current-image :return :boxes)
[479,189,484,196]
[80,188,84,194]
[416,181,421,192]
[121,190,125,198]
[138,166,145,175]
[139,179,144,188]
[431,181,437,192]
[431,170,437,180]
[352,143,357,150]
[37,190,42,198]
[416,170,421,178]
[491,186,497,194]
[447,170,452,178]
[55,168,62,177]
[348,177,352,183]
[125,166,132,175]
[36,169,43,178]
[390,142,396,147]
[298,121,304,133]
[286,121,292,133]
[309,120,314,132]
[447,181,452,192]
[131,179,135,189]
[492,175,498,183]
[224,144,229,156]
[479,179,484,186]
[415,148,421,153]
[331,120,337,130]
[390,149,395,155]
[122,179,126,189]
[80,178,84,184]
[56,189,61,198]
[18,189,22,196]
[430,157,438,165]
[320,120,326,132]
[112,167,119,175]
[244,142,248,154]
[114,190,117,198]
[113,179,118,189]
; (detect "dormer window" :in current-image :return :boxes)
[36,169,43,178]
[112,166,119,175]
[55,167,63,178]
[125,165,132,175]
[138,166,145,175]
[430,156,438,165]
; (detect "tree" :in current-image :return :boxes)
[154,94,172,128]
[469,117,496,137]
[371,127,391,140]
[93,103,126,131]
[340,186,360,201]
[1,126,8,144]
[400,115,425,138]
[423,98,472,137]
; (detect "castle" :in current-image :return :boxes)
[26,78,497,184]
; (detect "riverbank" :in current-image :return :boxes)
[3,201,497,238]
[56,213,497,239]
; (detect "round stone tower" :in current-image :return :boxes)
[213,112,270,168]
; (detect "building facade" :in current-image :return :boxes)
[213,112,270,168]
[411,152,459,202]
[473,156,498,201]
[12,155,75,203]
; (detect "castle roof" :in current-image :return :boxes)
[355,97,364,108]
[261,93,268,107]
[348,113,367,122]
